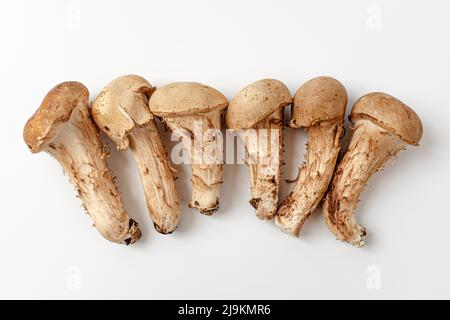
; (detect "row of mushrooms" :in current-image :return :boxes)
[23,76,423,247]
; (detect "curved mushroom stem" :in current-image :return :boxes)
[323,119,406,247]
[245,108,283,220]
[128,120,180,234]
[275,120,343,235]
[46,103,141,245]
[165,110,224,215]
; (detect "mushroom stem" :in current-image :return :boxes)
[128,120,179,234]
[245,108,283,220]
[276,120,343,235]
[46,103,141,245]
[323,119,406,247]
[165,111,223,215]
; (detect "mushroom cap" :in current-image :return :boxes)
[24,81,89,153]
[91,75,155,149]
[291,76,347,128]
[226,79,292,129]
[350,92,423,145]
[149,82,228,117]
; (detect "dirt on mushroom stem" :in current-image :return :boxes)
[45,103,141,245]
[164,110,224,215]
[323,119,407,247]
[275,119,344,235]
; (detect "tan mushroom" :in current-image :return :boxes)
[92,75,180,234]
[149,82,228,215]
[23,82,141,245]
[226,79,292,220]
[323,92,423,247]
[275,77,347,236]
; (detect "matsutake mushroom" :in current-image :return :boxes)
[226,79,292,220]
[276,76,347,236]
[24,82,141,245]
[323,92,423,247]
[149,82,228,215]
[92,75,180,234]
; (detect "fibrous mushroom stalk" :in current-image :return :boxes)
[44,102,141,244]
[128,121,179,234]
[245,107,283,220]
[164,110,224,215]
[276,119,343,235]
[323,119,407,247]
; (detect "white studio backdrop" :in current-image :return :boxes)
[1,0,449,299]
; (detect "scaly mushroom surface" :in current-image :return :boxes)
[92,75,180,234]
[226,79,292,220]
[323,92,423,247]
[24,82,141,245]
[276,77,347,236]
[149,82,228,215]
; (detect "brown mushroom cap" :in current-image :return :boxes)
[350,92,423,145]
[149,82,228,117]
[226,79,292,129]
[291,76,347,128]
[24,81,89,153]
[91,75,155,149]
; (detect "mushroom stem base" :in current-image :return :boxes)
[190,176,221,215]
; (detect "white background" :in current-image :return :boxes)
[1,0,449,299]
